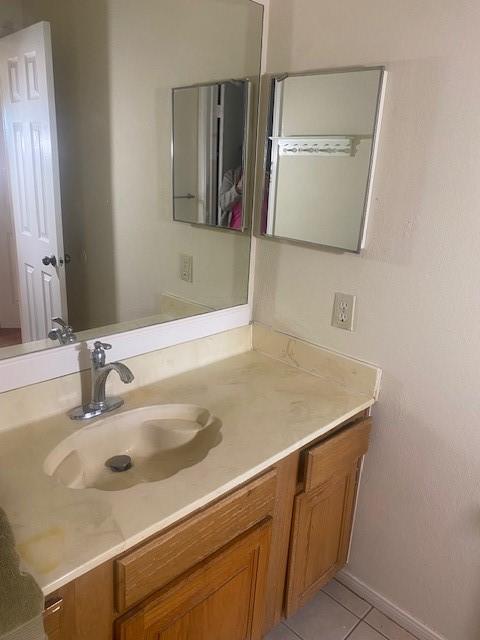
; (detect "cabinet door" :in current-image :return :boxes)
[115,519,272,640]
[285,419,371,617]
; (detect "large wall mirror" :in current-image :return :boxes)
[261,67,386,253]
[0,0,263,362]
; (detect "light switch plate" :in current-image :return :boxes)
[332,292,356,331]
[180,254,193,283]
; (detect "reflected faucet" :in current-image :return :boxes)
[48,317,77,345]
[69,341,134,420]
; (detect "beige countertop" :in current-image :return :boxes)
[0,327,379,597]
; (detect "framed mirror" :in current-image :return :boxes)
[173,79,250,231]
[260,67,386,253]
[0,0,263,363]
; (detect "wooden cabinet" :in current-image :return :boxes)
[285,418,371,617]
[115,519,272,640]
[42,415,371,639]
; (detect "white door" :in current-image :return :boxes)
[0,125,20,328]
[0,22,67,342]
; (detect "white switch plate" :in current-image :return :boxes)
[180,254,193,283]
[332,292,356,331]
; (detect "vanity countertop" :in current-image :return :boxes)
[0,345,378,596]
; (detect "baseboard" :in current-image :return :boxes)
[336,569,448,640]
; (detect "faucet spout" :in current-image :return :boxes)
[93,362,134,404]
[69,342,135,420]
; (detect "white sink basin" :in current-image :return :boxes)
[44,404,222,491]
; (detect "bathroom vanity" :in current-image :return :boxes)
[0,324,380,639]
[0,325,380,640]
[43,413,371,640]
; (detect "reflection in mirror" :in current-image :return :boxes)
[261,68,386,253]
[0,0,263,361]
[173,80,249,231]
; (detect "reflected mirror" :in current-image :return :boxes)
[261,67,386,252]
[173,80,249,231]
[0,0,262,360]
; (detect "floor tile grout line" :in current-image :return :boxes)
[364,619,394,639]
[363,604,374,619]
[281,621,306,640]
[281,614,419,640]
[333,580,420,638]
[344,617,364,639]
[322,587,373,620]
[278,583,420,640]
[331,579,375,619]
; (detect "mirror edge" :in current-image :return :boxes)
[254,65,388,255]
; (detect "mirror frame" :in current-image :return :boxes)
[0,0,268,394]
[256,65,387,254]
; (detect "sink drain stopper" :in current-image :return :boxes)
[105,454,132,472]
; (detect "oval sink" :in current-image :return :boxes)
[44,404,222,491]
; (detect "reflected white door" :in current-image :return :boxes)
[0,21,67,342]
[0,123,19,328]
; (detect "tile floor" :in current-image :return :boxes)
[266,579,418,640]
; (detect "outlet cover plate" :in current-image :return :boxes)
[332,292,356,331]
[180,254,193,283]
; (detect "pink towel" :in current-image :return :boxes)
[230,200,243,230]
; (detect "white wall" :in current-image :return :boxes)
[107,0,260,318]
[255,2,480,639]
[0,4,23,37]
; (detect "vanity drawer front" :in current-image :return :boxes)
[304,418,371,491]
[43,595,64,640]
[115,469,277,612]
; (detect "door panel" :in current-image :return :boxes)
[0,21,66,341]
[286,467,359,617]
[155,568,251,640]
[304,477,348,587]
[116,519,272,640]
[285,419,372,617]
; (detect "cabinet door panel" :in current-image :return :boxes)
[304,477,348,587]
[116,519,272,640]
[156,568,251,640]
[286,467,359,616]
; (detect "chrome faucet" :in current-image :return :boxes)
[48,317,77,345]
[69,341,134,420]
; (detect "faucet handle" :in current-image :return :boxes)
[52,317,67,328]
[93,341,112,350]
[92,341,112,367]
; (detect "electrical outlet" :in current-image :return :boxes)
[332,292,356,331]
[180,254,193,283]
